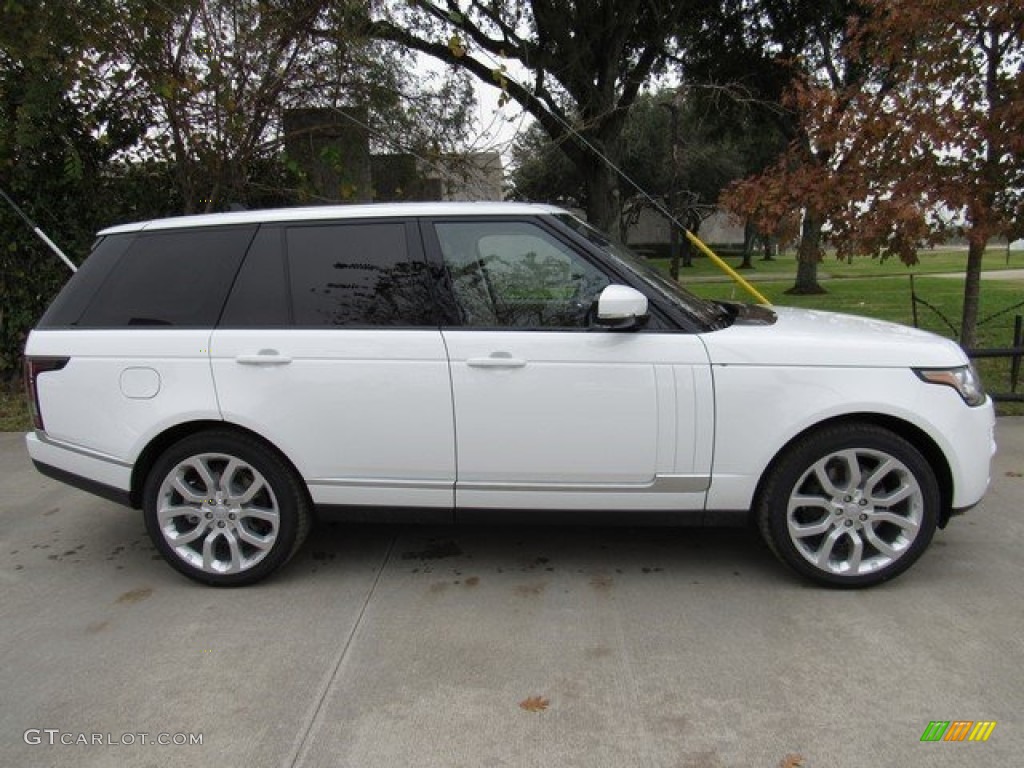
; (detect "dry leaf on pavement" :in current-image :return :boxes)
[519,695,550,712]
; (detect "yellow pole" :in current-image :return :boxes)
[684,229,771,306]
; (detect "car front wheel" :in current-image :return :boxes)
[757,424,940,588]
[143,431,311,586]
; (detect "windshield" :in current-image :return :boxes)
[554,213,730,329]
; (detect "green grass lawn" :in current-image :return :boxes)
[685,273,1021,340]
[646,245,1024,281]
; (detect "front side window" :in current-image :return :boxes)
[554,213,731,330]
[435,221,610,329]
[287,222,436,327]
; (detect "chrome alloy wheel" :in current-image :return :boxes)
[786,448,924,577]
[155,453,280,576]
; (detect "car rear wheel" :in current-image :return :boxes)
[143,431,311,586]
[757,424,939,588]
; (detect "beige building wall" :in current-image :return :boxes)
[624,208,745,247]
[422,152,504,202]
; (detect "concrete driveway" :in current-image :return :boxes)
[2,421,1022,768]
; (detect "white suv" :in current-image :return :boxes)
[24,202,995,587]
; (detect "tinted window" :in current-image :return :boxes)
[77,226,256,327]
[288,222,436,327]
[38,234,135,328]
[219,227,289,327]
[435,221,610,328]
[554,213,728,330]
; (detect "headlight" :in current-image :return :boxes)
[914,364,986,407]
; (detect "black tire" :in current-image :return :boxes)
[756,423,940,588]
[143,430,311,586]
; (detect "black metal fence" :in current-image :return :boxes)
[965,314,1023,403]
[909,275,1023,403]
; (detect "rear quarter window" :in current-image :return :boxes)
[37,234,134,328]
[73,226,257,328]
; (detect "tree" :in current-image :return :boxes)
[366,0,701,235]
[508,122,583,208]
[108,1,476,213]
[107,0,337,213]
[511,87,771,276]
[723,0,1023,344]
[841,0,1022,347]
[690,0,869,293]
[0,0,147,377]
[620,90,754,275]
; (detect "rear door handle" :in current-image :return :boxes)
[467,353,527,369]
[235,350,292,366]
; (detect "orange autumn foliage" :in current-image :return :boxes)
[722,0,1022,342]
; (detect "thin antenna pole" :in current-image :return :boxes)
[0,186,77,273]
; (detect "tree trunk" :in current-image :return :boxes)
[584,160,620,240]
[739,219,756,270]
[960,231,987,348]
[761,236,775,261]
[681,210,698,268]
[669,221,681,281]
[786,212,826,295]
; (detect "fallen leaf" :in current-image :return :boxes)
[779,755,805,768]
[519,695,550,713]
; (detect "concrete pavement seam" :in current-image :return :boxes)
[283,534,398,768]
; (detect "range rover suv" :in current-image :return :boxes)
[24,202,996,587]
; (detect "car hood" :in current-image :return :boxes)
[699,305,967,368]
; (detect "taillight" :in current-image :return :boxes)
[23,356,69,431]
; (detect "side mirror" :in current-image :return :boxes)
[595,284,649,330]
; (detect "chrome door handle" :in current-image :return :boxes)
[467,354,527,369]
[235,350,292,366]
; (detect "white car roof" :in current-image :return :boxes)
[98,201,568,235]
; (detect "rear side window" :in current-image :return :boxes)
[287,222,437,327]
[75,226,256,327]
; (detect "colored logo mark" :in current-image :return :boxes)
[920,721,996,742]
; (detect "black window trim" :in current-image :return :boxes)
[215,224,290,329]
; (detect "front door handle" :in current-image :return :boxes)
[467,353,527,369]
[235,350,292,366]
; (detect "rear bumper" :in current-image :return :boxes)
[32,460,133,508]
[25,431,134,508]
